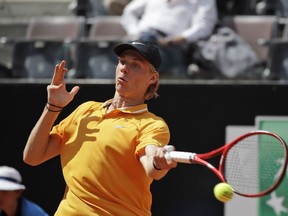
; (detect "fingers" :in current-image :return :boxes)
[164,145,175,152]
[47,83,63,91]
[153,146,177,170]
[51,60,67,85]
[70,86,80,97]
[164,145,175,164]
[164,151,173,164]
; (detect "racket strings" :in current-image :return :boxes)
[223,134,286,196]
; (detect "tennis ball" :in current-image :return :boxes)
[213,182,234,202]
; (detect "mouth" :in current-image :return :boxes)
[117,76,126,83]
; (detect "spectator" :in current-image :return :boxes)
[0,166,48,216]
[121,0,218,77]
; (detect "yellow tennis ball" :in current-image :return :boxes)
[213,182,234,202]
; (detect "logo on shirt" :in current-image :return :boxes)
[114,125,125,128]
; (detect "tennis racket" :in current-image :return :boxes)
[165,130,288,197]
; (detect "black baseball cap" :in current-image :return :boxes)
[114,40,162,70]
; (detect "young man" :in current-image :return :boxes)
[23,41,177,215]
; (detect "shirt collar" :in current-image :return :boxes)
[102,99,148,114]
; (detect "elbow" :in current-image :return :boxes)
[23,159,41,166]
[23,153,41,166]
[23,158,38,166]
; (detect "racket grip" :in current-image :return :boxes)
[168,151,195,164]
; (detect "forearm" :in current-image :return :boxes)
[23,105,60,166]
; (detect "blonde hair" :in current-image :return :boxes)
[145,65,159,100]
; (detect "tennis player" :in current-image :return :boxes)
[23,40,177,215]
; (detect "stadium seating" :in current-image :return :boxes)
[11,16,85,78]
[74,16,126,78]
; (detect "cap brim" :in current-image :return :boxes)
[114,43,138,57]
[114,41,161,70]
[114,43,156,68]
[0,180,25,191]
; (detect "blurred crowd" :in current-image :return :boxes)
[0,0,287,80]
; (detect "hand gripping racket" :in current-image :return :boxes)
[165,130,288,197]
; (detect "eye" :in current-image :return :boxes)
[119,59,126,66]
[131,63,141,70]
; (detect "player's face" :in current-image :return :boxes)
[115,50,158,100]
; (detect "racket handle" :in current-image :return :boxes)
[168,151,196,164]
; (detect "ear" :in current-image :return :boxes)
[148,73,159,84]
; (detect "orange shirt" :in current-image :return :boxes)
[51,100,170,216]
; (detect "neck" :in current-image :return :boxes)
[106,95,144,113]
[111,98,143,108]
[113,93,144,108]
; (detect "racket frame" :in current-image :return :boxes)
[168,130,288,197]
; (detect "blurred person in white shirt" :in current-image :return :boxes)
[121,0,218,77]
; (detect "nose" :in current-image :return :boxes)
[120,64,128,74]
